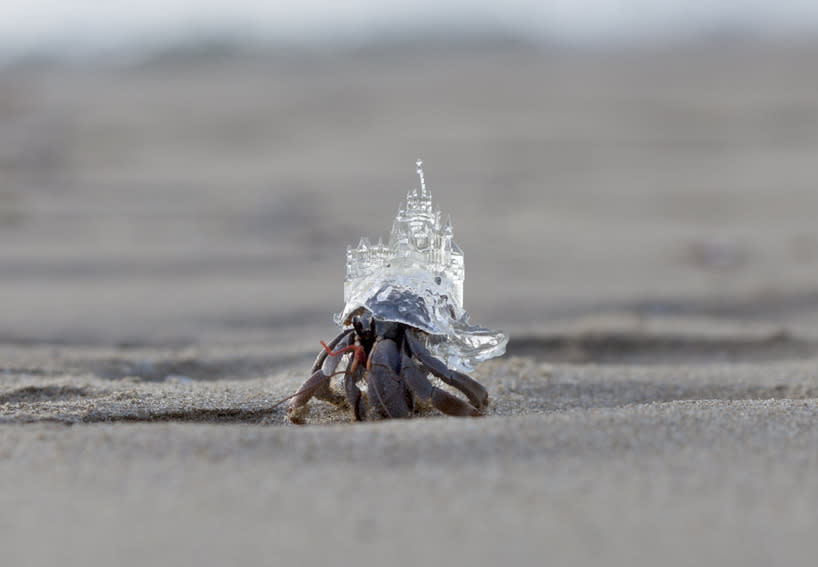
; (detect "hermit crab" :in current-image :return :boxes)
[286,160,508,423]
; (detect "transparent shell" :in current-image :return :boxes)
[334,160,508,372]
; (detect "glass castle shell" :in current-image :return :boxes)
[336,160,508,372]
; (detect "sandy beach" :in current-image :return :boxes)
[2,44,818,565]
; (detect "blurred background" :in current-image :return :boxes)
[2,1,818,354]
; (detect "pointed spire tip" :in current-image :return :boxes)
[416,158,426,194]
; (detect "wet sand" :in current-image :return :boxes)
[2,44,818,565]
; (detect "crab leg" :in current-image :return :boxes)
[287,329,354,424]
[404,330,489,410]
[366,338,412,419]
[310,328,354,373]
[400,348,481,416]
[343,339,367,421]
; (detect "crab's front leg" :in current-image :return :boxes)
[287,328,354,424]
[404,330,489,410]
[343,340,367,421]
[366,338,412,419]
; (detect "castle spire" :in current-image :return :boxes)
[416,158,427,196]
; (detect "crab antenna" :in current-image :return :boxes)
[416,158,426,195]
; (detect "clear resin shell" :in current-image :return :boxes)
[335,160,508,372]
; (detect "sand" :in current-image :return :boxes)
[2,44,818,565]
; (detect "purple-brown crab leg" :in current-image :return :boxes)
[288,328,354,423]
[310,328,354,374]
[343,342,366,421]
[404,330,489,410]
[400,348,481,416]
[366,338,411,419]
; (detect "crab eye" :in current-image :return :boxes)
[434,276,442,285]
